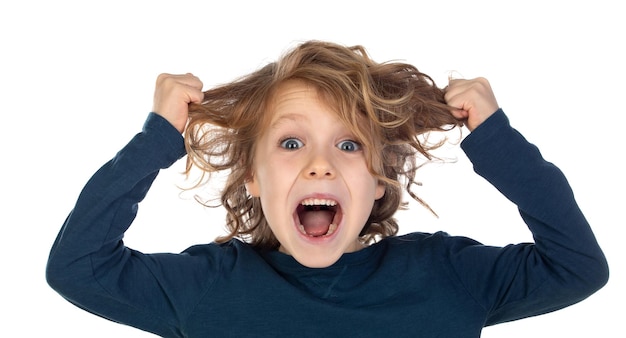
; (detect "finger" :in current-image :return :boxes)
[157,73,203,91]
[156,74,204,104]
[178,73,204,90]
[186,87,204,104]
[448,107,468,120]
[176,74,204,104]
[444,79,469,105]
[444,84,466,111]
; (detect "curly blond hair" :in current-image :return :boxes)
[185,40,460,250]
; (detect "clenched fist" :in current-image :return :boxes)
[152,73,204,133]
[445,77,499,131]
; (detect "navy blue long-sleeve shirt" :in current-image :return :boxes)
[46,110,608,337]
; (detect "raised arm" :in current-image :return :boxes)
[443,78,608,324]
[46,74,215,337]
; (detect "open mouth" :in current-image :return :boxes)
[295,198,342,237]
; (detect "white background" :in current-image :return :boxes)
[1,1,623,337]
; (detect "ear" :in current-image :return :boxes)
[375,182,385,200]
[245,173,260,197]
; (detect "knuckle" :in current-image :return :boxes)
[156,73,170,84]
[475,77,491,88]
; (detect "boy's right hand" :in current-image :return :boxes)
[152,73,204,133]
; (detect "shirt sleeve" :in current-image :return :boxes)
[446,109,608,325]
[46,113,221,337]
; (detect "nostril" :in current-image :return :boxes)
[307,171,332,177]
[306,165,334,178]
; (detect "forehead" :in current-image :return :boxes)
[266,80,332,127]
[261,80,376,144]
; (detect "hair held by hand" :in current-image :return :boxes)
[185,40,461,249]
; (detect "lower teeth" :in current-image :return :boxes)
[327,223,337,235]
[299,223,337,237]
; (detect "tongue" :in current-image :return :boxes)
[300,210,334,236]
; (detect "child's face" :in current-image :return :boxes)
[246,81,385,268]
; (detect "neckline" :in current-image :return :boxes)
[260,239,386,273]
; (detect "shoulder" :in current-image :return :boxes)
[381,232,484,260]
[183,239,253,260]
[182,239,270,272]
[385,231,482,246]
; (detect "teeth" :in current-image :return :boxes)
[327,223,338,235]
[300,198,337,206]
[297,223,338,237]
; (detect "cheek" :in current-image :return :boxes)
[346,166,382,197]
[255,161,294,197]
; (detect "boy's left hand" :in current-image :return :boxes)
[445,77,499,131]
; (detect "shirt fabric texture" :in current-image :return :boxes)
[46,109,608,337]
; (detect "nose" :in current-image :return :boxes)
[305,149,335,179]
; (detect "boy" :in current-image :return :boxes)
[47,40,608,337]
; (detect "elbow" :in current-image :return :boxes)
[46,252,88,297]
[587,255,609,294]
[569,253,609,300]
[46,256,71,295]
[545,247,610,304]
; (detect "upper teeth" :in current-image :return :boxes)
[301,198,337,206]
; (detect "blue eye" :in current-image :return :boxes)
[280,138,304,150]
[337,140,361,152]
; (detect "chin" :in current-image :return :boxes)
[292,250,343,269]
